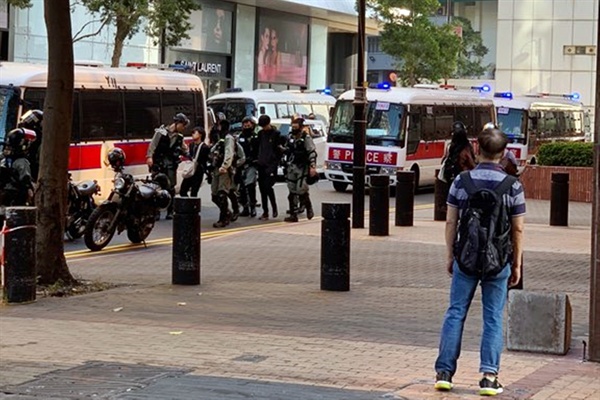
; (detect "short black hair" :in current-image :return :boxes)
[292,117,304,126]
[192,126,206,140]
[258,115,270,127]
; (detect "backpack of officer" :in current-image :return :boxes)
[146,113,189,219]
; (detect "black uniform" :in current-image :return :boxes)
[237,128,259,216]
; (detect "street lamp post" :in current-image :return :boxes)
[352,0,367,229]
[589,4,600,362]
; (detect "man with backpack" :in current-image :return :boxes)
[434,127,525,396]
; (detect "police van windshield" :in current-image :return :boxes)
[208,100,256,126]
[497,107,527,144]
[329,100,405,143]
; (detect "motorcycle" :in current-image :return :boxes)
[65,173,100,240]
[83,153,171,252]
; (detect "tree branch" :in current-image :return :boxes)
[72,17,110,43]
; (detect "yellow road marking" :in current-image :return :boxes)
[65,203,434,260]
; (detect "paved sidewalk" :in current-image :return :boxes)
[0,200,598,399]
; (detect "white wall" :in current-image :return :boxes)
[12,1,158,66]
[308,19,328,90]
[496,0,598,108]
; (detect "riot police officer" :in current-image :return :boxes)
[237,117,259,217]
[146,113,189,219]
[284,118,317,222]
[1,128,36,223]
[18,109,43,182]
[209,119,236,228]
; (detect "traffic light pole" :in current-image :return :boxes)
[352,0,367,229]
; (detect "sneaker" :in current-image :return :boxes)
[479,375,503,396]
[434,371,453,391]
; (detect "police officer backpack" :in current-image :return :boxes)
[453,172,517,278]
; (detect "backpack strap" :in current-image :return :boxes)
[493,175,518,197]
[459,171,477,196]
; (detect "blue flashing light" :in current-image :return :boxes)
[377,82,391,90]
[494,91,513,99]
[321,87,332,95]
[471,84,492,93]
[569,92,581,100]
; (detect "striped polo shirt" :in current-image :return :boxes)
[447,162,527,218]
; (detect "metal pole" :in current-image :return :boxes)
[172,197,201,285]
[352,0,367,229]
[369,175,389,236]
[321,203,351,291]
[550,173,569,227]
[589,4,600,362]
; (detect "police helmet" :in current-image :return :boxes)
[19,109,44,131]
[107,147,126,170]
[173,113,190,126]
[242,116,255,126]
[155,189,171,210]
[5,128,36,154]
[483,122,498,131]
[216,112,227,122]
[452,121,466,132]
[152,172,171,190]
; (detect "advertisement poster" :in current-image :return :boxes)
[176,5,232,54]
[256,11,308,86]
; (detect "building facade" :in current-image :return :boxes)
[2,0,379,97]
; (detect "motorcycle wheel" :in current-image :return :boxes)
[84,204,118,251]
[126,215,155,244]
[66,215,85,240]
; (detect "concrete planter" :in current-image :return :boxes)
[520,165,594,203]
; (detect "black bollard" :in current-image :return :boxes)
[369,174,389,236]
[321,202,351,291]
[395,171,415,226]
[172,197,201,285]
[434,169,449,221]
[550,173,569,227]
[2,206,37,304]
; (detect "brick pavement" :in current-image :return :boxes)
[0,200,598,399]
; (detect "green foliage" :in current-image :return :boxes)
[365,0,462,86]
[6,0,32,8]
[451,16,489,78]
[537,142,594,167]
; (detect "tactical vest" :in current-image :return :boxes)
[154,132,183,163]
[288,133,309,166]
[210,139,225,169]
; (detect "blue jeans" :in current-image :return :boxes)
[435,262,511,376]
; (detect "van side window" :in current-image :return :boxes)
[407,106,422,154]
[124,92,160,139]
[80,91,124,141]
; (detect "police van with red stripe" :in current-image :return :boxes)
[0,61,208,192]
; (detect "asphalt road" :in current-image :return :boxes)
[63,180,434,253]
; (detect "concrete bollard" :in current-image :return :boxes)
[434,169,449,221]
[395,171,415,227]
[321,202,350,291]
[369,174,389,236]
[172,197,201,285]
[550,172,569,227]
[507,291,571,355]
[2,206,37,304]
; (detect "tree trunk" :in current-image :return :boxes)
[37,0,75,285]
[111,17,130,67]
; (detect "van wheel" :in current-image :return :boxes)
[333,182,348,192]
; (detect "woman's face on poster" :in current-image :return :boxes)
[270,29,278,49]
[261,28,271,50]
[213,9,225,43]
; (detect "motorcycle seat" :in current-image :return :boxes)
[76,180,98,196]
